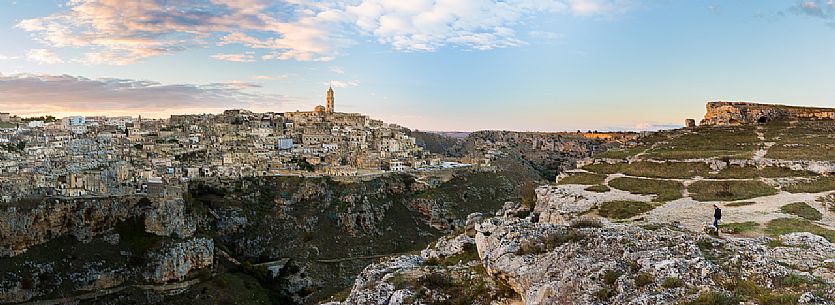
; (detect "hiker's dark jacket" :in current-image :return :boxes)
[714,208,721,219]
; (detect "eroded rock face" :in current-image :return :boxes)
[534,184,650,225]
[770,232,835,282]
[144,199,196,238]
[475,218,835,304]
[701,101,835,126]
[0,197,146,257]
[144,237,213,283]
[332,210,835,305]
[341,255,426,305]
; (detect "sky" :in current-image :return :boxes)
[0,0,834,132]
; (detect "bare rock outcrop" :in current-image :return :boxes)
[701,101,835,126]
[332,210,835,305]
[144,199,196,238]
[0,197,146,257]
[144,237,214,283]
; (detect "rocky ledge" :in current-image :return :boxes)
[328,204,835,305]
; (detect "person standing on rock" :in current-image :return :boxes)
[713,204,722,229]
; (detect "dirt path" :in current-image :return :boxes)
[644,191,835,233]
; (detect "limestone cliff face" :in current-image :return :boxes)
[144,199,196,238]
[0,197,147,257]
[701,101,835,125]
[331,203,835,305]
[144,237,214,283]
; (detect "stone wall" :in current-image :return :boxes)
[701,101,835,125]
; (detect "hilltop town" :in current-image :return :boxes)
[0,88,441,203]
[0,88,640,204]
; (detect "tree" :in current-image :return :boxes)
[520,181,538,210]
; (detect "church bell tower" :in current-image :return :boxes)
[326,86,334,113]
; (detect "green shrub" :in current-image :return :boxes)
[603,269,622,286]
[719,221,759,234]
[585,184,611,192]
[685,291,740,305]
[776,273,812,288]
[780,202,822,221]
[608,177,683,202]
[634,272,655,287]
[755,292,799,305]
[598,200,654,219]
[661,277,684,289]
[688,180,778,201]
[593,287,611,300]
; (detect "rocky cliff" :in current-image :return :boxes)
[0,196,149,257]
[701,101,835,125]
[183,171,524,303]
[330,200,835,305]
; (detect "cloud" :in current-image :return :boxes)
[330,66,345,74]
[17,0,634,64]
[529,30,564,41]
[26,49,63,64]
[0,54,20,60]
[211,52,256,62]
[0,73,290,117]
[253,75,289,80]
[789,0,835,25]
[632,122,682,131]
[326,80,360,88]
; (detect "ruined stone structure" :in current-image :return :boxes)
[684,118,696,128]
[701,101,835,125]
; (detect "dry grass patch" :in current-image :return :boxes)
[598,200,655,219]
[720,221,759,234]
[782,177,835,193]
[608,177,683,202]
[688,180,778,201]
[780,202,822,221]
[643,126,759,160]
[707,166,817,179]
[620,162,711,179]
[557,172,606,185]
[585,185,610,193]
[593,146,647,159]
[584,161,712,179]
[765,217,835,243]
[583,163,626,175]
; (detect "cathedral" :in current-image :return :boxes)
[313,87,335,114]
